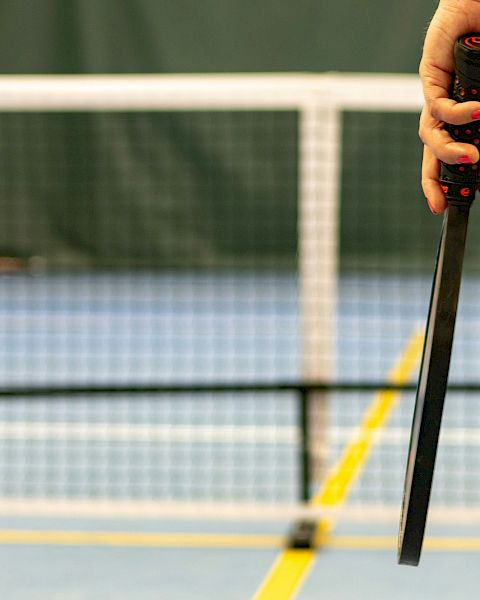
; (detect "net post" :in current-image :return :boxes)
[299,385,311,502]
[287,99,339,551]
[298,99,339,487]
[287,385,316,549]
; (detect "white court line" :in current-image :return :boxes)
[0,422,477,445]
[0,422,299,443]
[329,426,480,445]
[0,499,477,523]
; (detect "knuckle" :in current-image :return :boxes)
[418,60,425,78]
[429,100,442,122]
[421,181,431,199]
[418,122,428,144]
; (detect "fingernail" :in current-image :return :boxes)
[426,198,440,215]
[472,109,480,120]
[458,155,474,164]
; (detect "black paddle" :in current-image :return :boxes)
[398,33,480,566]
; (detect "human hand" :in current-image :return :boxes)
[420,0,480,214]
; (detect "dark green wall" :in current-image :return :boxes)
[0,1,440,272]
[0,0,436,74]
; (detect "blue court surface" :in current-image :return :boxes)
[2,517,480,599]
[0,271,479,598]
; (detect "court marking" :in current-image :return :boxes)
[0,530,479,554]
[312,330,424,507]
[252,330,424,600]
[0,530,283,549]
[1,420,477,450]
[329,536,480,552]
[329,427,480,445]
[0,422,298,443]
[3,500,480,523]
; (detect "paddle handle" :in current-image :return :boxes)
[439,33,480,205]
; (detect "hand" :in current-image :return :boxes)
[420,0,480,214]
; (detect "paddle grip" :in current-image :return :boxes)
[439,34,480,205]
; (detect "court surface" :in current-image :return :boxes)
[0,270,479,598]
[2,517,480,599]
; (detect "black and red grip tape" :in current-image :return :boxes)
[439,33,480,205]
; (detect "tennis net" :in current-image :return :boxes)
[0,74,478,522]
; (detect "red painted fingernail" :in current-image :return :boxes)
[472,109,480,120]
[458,155,474,164]
[426,198,440,215]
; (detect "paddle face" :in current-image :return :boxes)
[397,204,470,566]
[398,33,480,566]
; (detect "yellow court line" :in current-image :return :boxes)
[1,529,480,554]
[329,535,480,553]
[252,550,315,600]
[0,530,284,549]
[312,331,424,508]
[252,330,424,600]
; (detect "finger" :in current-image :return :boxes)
[419,12,480,123]
[429,97,480,125]
[419,106,480,164]
[421,145,448,215]
[419,23,459,106]
[420,61,480,125]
